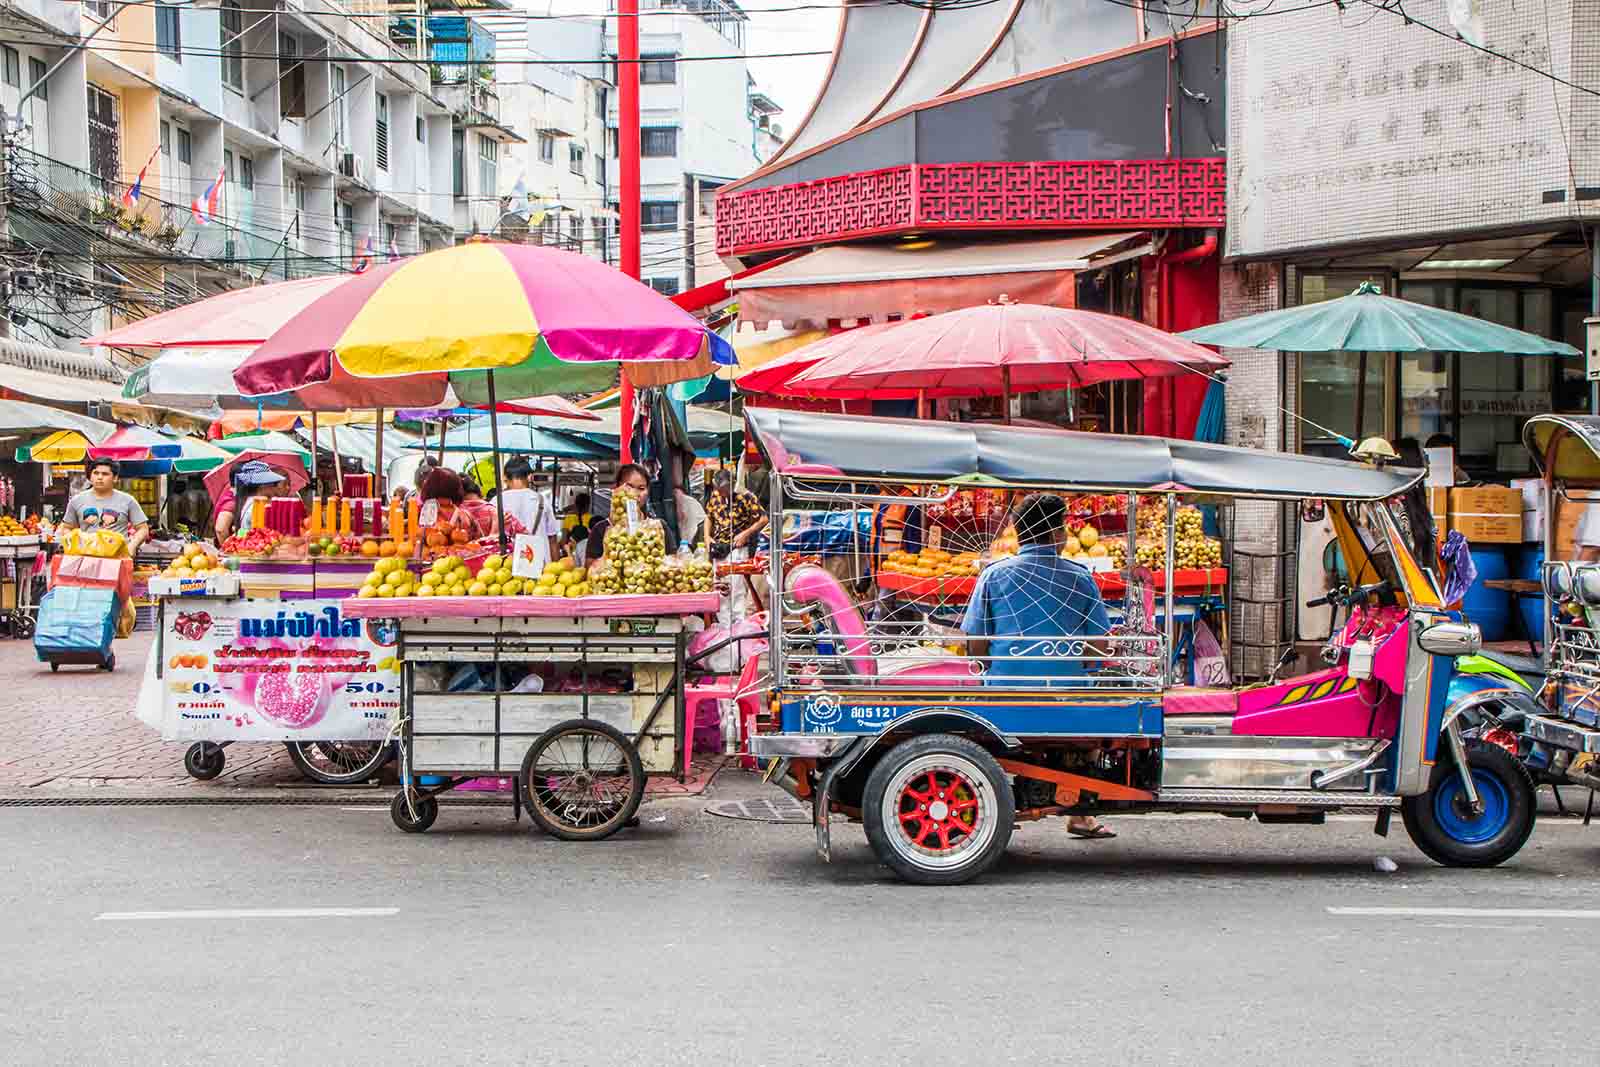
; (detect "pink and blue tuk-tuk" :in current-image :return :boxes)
[745,409,1538,885]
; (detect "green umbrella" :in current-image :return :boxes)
[1181,282,1580,441]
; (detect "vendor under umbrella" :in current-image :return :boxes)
[213,461,288,540]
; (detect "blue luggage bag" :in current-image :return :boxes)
[34,585,118,672]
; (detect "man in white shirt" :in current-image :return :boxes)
[498,456,560,560]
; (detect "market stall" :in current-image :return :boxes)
[217,240,734,826]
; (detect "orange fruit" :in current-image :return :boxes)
[168,655,183,669]
[360,540,380,557]
[450,529,469,545]
[425,530,447,549]
[192,654,207,669]
[379,542,396,557]
[394,540,414,558]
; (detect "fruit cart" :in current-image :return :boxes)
[0,526,42,638]
[346,591,718,837]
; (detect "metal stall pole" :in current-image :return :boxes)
[1164,492,1177,685]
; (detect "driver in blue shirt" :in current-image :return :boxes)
[961,492,1116,838]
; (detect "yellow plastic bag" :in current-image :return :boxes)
[65,528,129,559]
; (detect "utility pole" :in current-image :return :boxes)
[617,0,641,464]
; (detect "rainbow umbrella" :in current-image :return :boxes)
[16,429,94,463]
[233,240,734,545]
[215,430,313,470]
[232,242,734,408]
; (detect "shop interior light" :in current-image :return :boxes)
[1414,258,1515,270]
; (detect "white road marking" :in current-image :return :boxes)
[1328,907,1600,920]
[96,907,398,922]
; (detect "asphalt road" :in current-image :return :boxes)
[5,777,1599,1066]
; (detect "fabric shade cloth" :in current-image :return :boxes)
[770,304,1229,398]
[203,450,313,503]
[1179,283,1581,355]
[0,400,115,443]
[87,425,183,461]
[233,242,735,407]
[729,234,1149,329]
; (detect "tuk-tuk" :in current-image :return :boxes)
[745,409,1537,885]
[1522,414,1600,786]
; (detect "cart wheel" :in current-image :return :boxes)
[49,662,58,673]
[391,790,438,833]
[520,719,645,842]
[285,740,394,785]
[100,653,115,672]
[15,616,33,640]
[1402,740,1535,868]
[862,734,1015,886]
[184,742,226,781]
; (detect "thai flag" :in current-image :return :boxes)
[191,166,224,225]
[122,149,157,207]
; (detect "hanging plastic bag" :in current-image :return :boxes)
[1191,617,1230,687]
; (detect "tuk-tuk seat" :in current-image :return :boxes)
[1164,687,1238,716]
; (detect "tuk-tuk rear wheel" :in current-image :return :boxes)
[863,734,1014,886]
[1401,740,1535,868]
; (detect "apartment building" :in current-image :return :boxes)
[0,0,461,351]
[605,0,780,294]
[489,15,612,259]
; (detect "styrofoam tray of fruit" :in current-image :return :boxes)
[343,592,720,619]
[149,574,241,597]
[0,533,40,546]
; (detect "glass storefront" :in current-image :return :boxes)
[1297,271,1588,479]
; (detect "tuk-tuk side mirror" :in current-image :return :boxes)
[1417,620,1482,657]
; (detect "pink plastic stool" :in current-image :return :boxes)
[685,647,766,771]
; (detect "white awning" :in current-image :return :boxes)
[726,233,1152,290]
[0,399,117,440]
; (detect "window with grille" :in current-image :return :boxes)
[27,57,47,100]
[332,66,347,147]
[241,156,254,191]
[641,128,677,158]
[160,121,171,157]
[538,133,555,164]
[642,201,678,229]
[156,2,181,59]
[86,84,120,189]
[220,1,243,90]
[83,2,115,20]
[569,143,585,175]
[280,35,306,118]
[595,86,606,116]
[224,149,234,183]
[648,277,680,296]
[376,95,389,171]
[594,152,604,185]
[640,55,677,84]
[477,135,498,197]
[177,127,191,164]
[2,47,18,89]
[416,116,425,141]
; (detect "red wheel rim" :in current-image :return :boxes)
[895,767,980,854]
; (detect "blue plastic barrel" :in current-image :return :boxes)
[1518,546,1547,646]
[1462,546,1511,643]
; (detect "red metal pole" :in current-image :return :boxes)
[617,0,641,463]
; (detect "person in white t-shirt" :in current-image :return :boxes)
[498,456,560,560]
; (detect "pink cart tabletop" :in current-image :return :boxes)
[342,592,720,619]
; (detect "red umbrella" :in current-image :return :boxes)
[778,303,1229,400]
[203,450,312,503]
[735,323,898,395]
[84,275,353,350]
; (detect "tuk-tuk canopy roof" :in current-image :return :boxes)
[746,408,1423,500]
[1524,414,1600,484]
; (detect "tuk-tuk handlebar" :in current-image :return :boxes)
[1307,579,1392,610]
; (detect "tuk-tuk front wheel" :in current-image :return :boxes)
[863,734,1014,886]
[1401,740,1535,868]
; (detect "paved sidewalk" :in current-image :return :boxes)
[0,632,727,799]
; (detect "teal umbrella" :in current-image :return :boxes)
[414,417,610,460]
[1181,282,1580,442]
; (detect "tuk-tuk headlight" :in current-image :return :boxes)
[1418,620,1482,657]
[1576,565,1600,608]
[1545,560,1573,602]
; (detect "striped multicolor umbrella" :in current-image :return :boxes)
[88,425,183,461]
[233,241,734,408]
